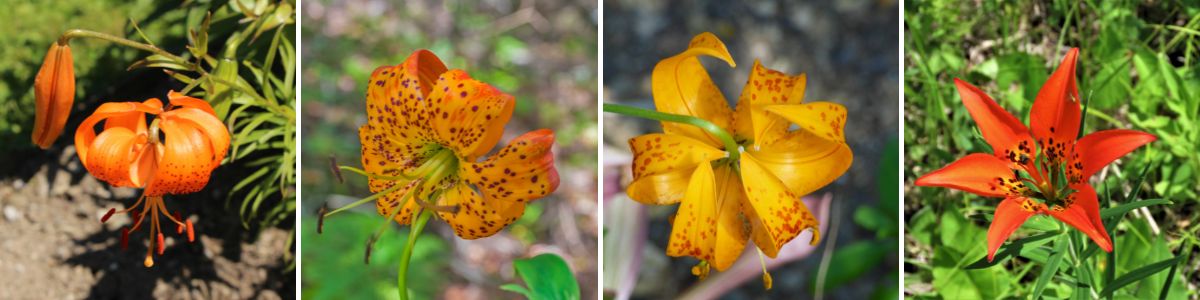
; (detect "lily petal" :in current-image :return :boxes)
[762,102,847,143]
[1046,183,1112,252]
[1029,48,1082,148]
[436,182,525,239]
[651,32,737,147]
[954,79,1033,160]
[461,129,559,204]
[732,61,808,145]
[162,107,230,167]
[145,117,217,196]
[740,153,819,258]
[427,69,515,160]
[914,153,1013,198]
[665,161,747,271]
[81,126,139,187]
[75,101,163,167]
[167,91,217,116]
[32,42,75,149]
[1074,129,1156,179]
[365,50,446,149]
[747,129,851,197]
[625,133,725,205]
[986,197,1038,262]
[374,179,422,225]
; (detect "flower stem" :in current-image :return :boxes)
[397,209,433,300]
[603,103,740,161]
[60,29,190,65]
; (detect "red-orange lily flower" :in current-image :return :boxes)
[32,40,76,149]
[359,49,558,239]
[626,32,852,277]
[77,91,230,267]
[915,48,1156,261]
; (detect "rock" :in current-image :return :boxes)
[4,206,21,222]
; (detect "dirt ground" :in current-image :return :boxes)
[0,145,294,299]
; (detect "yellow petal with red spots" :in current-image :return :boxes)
[763,102,847,143]
[625,133,725,205]
[665,162,747,271]
[748,129,852,197]
[426,69,515,161]
[366,50,447,149]
[358,123,440,180]
[739,153,819,257]
[461,129,558,204]
[373,179,422,225]
[651,32,736,148]
[436,182,526,239]
[732,60,808,145]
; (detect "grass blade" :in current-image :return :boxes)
[1100,255,1183,298]
[1099,199,1170,220]
[1033,235,1068,299]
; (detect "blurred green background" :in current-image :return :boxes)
[299,0,598,299]
[905,0,1199,298]
[602,0,900,299]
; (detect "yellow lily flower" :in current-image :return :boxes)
[625,32,852,276]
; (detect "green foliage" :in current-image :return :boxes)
[301,212,449,300]
[906,1,1197,298]
[500,253,581,300]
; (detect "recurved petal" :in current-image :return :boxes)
[144,117,218,196]
[740,154,819,258]
[748,129,851,197]
[436,182,525,239]
[625,133,724,205]
[426,69,515,160]
[166,91,216,116]
[762,102,847,143]
[731,61,808,145]
[1047,183,1112,252]
[373,179,422,225]
[80,126,139,187]
[954,79,1034,159]
[914,153,1013,198]
[651,32,736,147]
[1030,48,1082,146]
[461,129,559,204]
[358,123,438,179]
[75,101,163,167]
[32,42,75,149]
[365,50,447,145]
[986,197,1038,262]
[1074,129,1156,179]
[162,107,230,167]
[665,161,747,271]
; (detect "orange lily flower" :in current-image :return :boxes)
[359,49,559,239]
[32,40,76,149]
[626,32,852,275]
[77,91,230,267]
[914,48,1156,261]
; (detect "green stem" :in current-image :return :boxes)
[61,29,190,64]
[603,103,740,161]
[398,210,433,300]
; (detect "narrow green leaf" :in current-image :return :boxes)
[1032,235,1068,299]
[966,230,1060,269]
[1099,199,1170,220]
[1100,255,1183,298]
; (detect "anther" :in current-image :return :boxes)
[100,208,116,223]
[186,220,195,242]
[156,233,165,255]
[364,235,378,265]
[329,155,344,184]
[317,204,329,234]
[120,228,130,250]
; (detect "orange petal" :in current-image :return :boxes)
[1074,129,1156,179]
[426,69,515,160]
[358,123,438,182]
[365,50,447,146]
[144,118,217,196]
[986,197,1038,262]
[651,32,736,148]
[32,42,75,149]
[1030,48,1082,146]
[1046,183,1112,252]
[740,153,819,257]
[665,162,747,271]
[625,133,724,205]
[435,182,525,239]
[763,102,847,143]
[954,79,1034,159]
[74,101,163,167]
[914,153,1013,198]
[747,129,852,196]
[81,127,139,187]
[162,107,230,166]
[731,61,808,145]
[461,129,558,204]
[373,179,422,225]
[166,91,216,116]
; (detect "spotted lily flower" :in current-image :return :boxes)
[77,91,230,267]
[914,48,1156,261]
[626,32,852,278]
[32,40,76,149]
[357,50,558,239]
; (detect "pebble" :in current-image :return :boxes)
[3,206,21,221]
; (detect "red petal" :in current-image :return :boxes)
[1046,183,1112,252]
[954,79,1032,158]
[987,197,1037,262]
[915,153,1012,198]
[1030,48,1081,145]
[1074,129,1156,179]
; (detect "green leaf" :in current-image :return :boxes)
[1100,255,1183,298]
[1099,199,1170,220]
[506,254,580,300]
[965,230,1060,269]
[1032,235,1068,299]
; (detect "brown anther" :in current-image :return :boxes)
[316,205,328,234]
[364,235,378,265]
[120,228,130,250]
[329,155,344,184]
[100,208,116,223]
